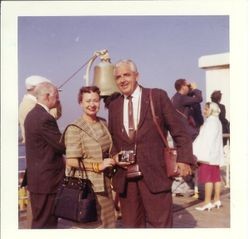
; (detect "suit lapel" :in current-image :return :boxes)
[137,88,150,130]
[116,96,124,126]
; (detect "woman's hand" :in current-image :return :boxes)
[99,158,116,171]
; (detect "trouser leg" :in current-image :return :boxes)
[119,180,146,228]
[30,193,58,229]
[119,179,173,228]
[138,179,173,228]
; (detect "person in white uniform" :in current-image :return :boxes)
[19,75,62,143]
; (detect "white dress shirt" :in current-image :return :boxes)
[123,85,142,135]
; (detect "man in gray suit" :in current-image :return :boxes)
[108,59,194,228]
[25,82,65,228]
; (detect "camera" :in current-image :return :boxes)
[118,150,136,164]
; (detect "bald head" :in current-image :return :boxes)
[35,82,59,109]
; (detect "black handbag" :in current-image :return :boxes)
[54,160,97,223]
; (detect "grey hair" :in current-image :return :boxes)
[34,82,57,98]
[114,59,138,74]
[206,102,221,117]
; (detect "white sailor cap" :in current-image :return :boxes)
[25,75,51,90]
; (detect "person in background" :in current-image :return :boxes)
[108,59,194,228]
[193,102,224,211]
[171,79,203,196]
[19,75,62,144]
[210,90,230,145]
[187,82,204,128]
[171,79,203,141]
[63,86,116,228]
[24,82,65,228]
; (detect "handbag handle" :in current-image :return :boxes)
[67,159,89,179]
[78,159,89,179]
[149,89,170,150]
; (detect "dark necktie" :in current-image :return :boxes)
[127,95,135,139]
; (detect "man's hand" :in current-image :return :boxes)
[176,162,192,177]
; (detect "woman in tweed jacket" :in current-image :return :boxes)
[63,86,116,228]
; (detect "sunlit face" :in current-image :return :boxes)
[114,63,139,96]
[80,92,100,117]
[47,88,59,109]
[182,81,190,95]
[203,104,211,118]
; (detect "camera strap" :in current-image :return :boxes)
[149,89,170,150]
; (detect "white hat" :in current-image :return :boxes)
[25,75,51,90]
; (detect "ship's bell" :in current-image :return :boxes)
[93,61,120,97]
